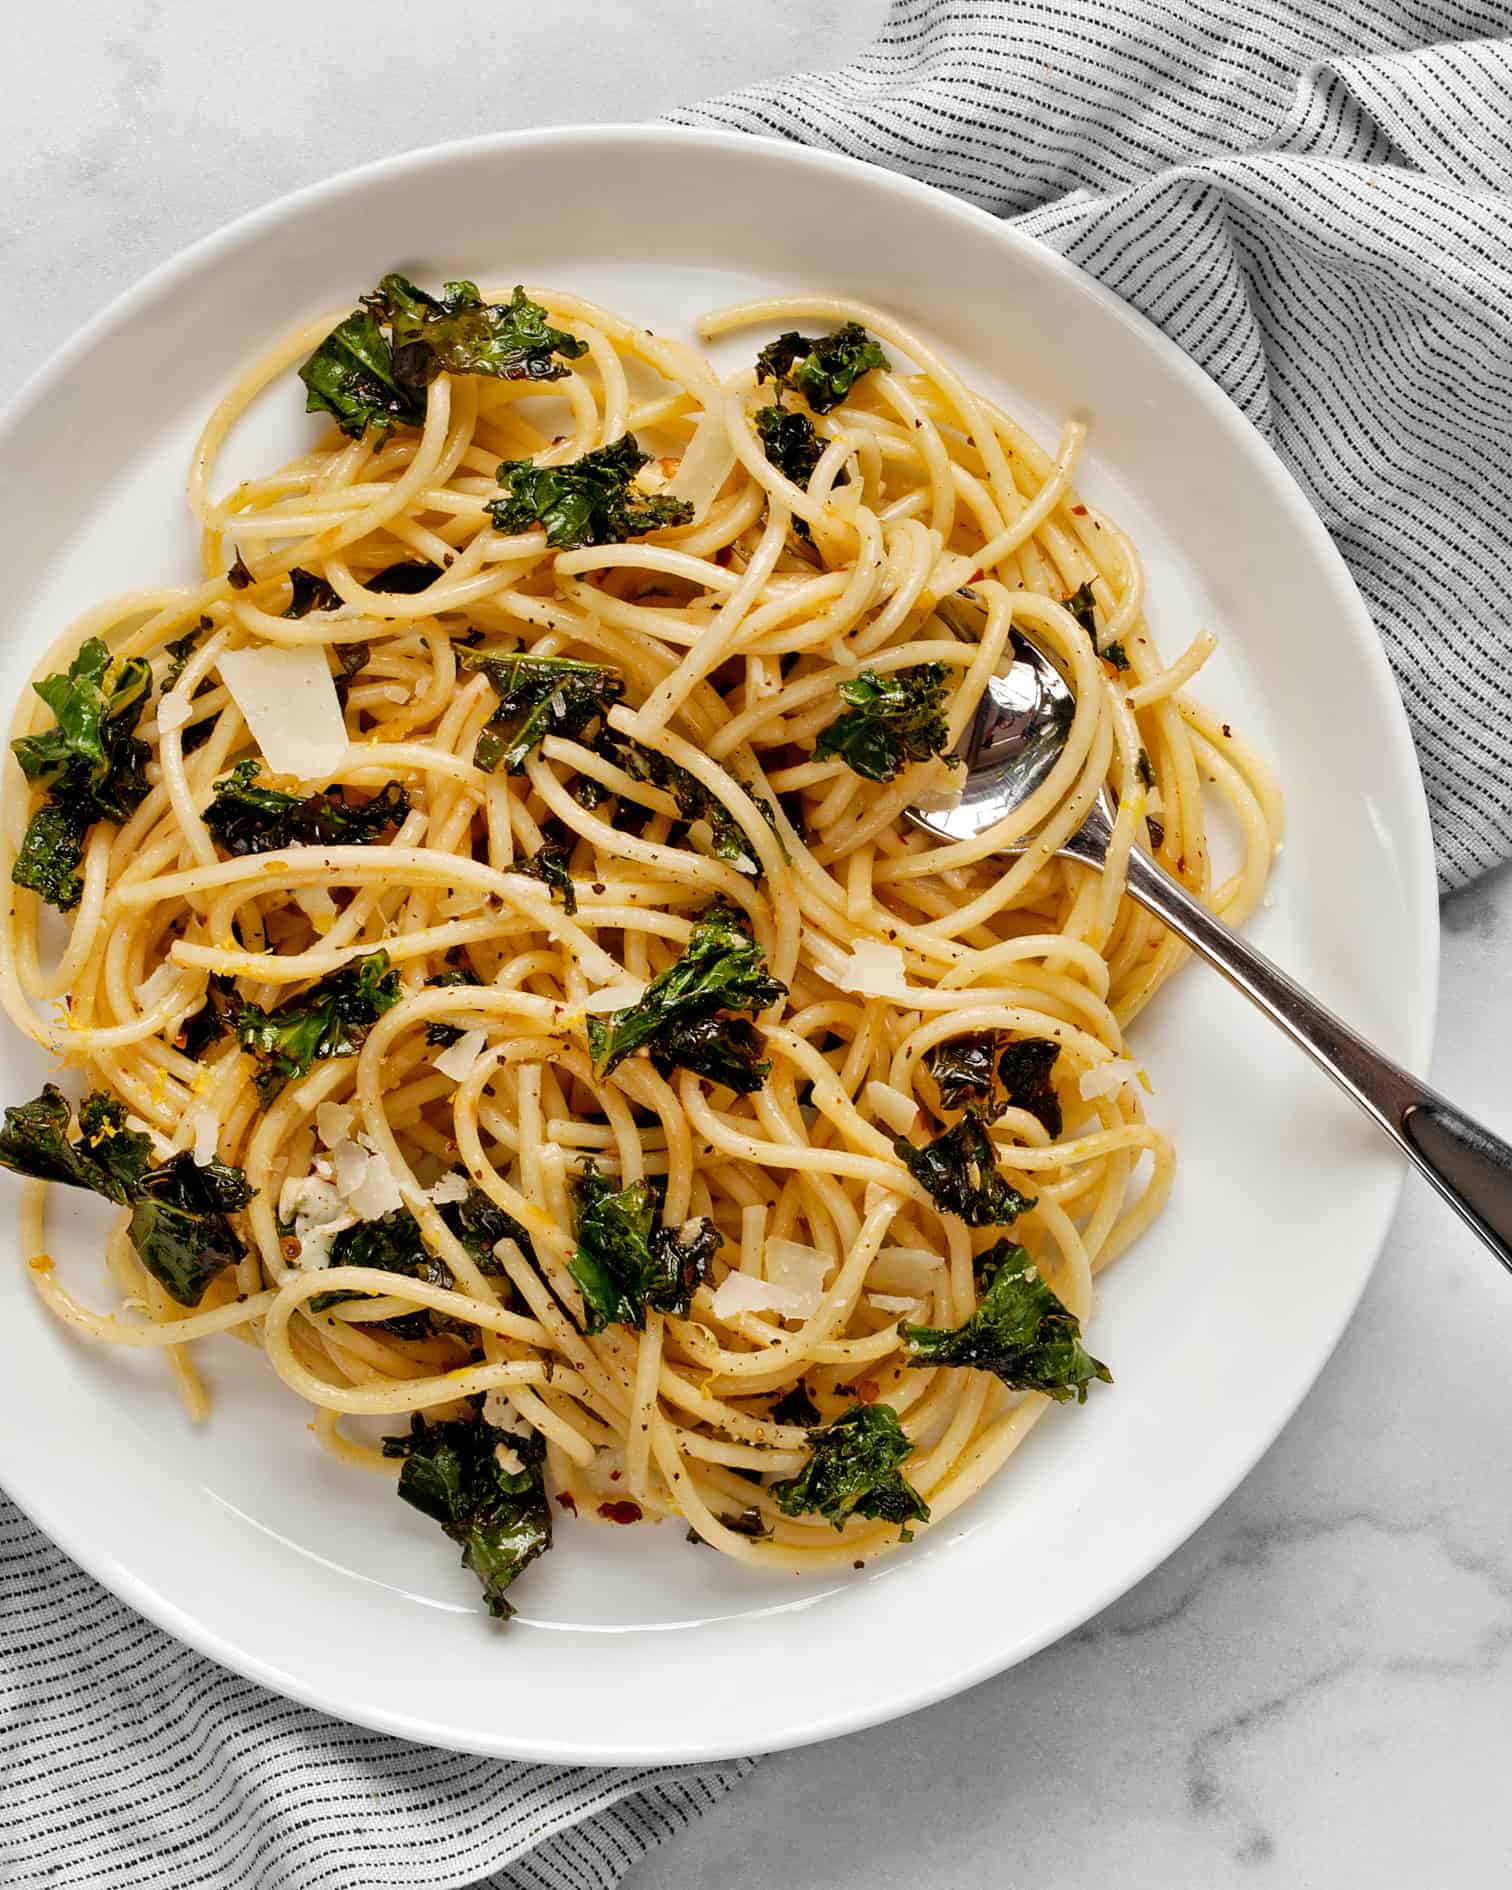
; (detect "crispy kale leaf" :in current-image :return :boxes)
[174,973,238,1061]
[380,277,585,388]
[893,1111,1036,1227]
[234,951,401,1103]
[367,560,443,594]
[586,903,785,1088]
[463,653,623,775]
[299,303,424,442]
[926,1033,1063,1137]
[753,400,848,543]
[162,626,203,691]
[771,1404,928,1538]
[924,1033,1000,1113]
[11,639,153,910]
[300,276,584,442]
[203,759,409,856]
[901,1240,1110,1402]
[754,401,829,490]
[312,1181,534,1335]
[1065,581,1097,639]
[425,966,482,1047]
[599,731,758,870]
[769,1380,820,1427]
[129,1151,256,1307]
[814,663,958,784]
[487,434,693,550]
[568,1162,720,1333]
[382,1410,550,1620]
[284,568,343,618]
[996,1038,1064,1138]
[754,322,890,413]
[0,1084,252,1306]
[517,825,577,915]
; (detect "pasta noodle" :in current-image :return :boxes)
[0,284,1279,1607]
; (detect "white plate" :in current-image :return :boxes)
[0,126,1437,1763]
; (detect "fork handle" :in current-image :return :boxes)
[1108,836,1512,1272]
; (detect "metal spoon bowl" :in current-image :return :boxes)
[908,611,1512,1273]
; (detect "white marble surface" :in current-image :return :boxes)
[11,5,1512,1885]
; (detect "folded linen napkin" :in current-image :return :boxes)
[7,7,1511,1889]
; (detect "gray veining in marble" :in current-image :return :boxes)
[10,6,1512,1885]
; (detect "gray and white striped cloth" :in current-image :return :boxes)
[5,6,1510,1889]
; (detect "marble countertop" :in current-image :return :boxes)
[12,5,1512,1885]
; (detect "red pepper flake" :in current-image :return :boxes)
[608,1468,621,1481]
[279,1235,302,1263]
[851,1378,881,1405]
[968,569,984,583]
[598,1499,643,1525]
[1071,504,1088,516]
[555,1491,578,1515]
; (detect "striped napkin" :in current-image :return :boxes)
[6,6,1510,1889]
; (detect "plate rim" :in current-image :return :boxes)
[0,121,1440,1762]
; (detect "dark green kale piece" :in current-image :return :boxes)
[0,1084,253,1306]
[901,1240,1110,1403]
[381,1409,551,1620]
[425,966,483,1047]
[586,903,784,1087]
[300,276,584,442]
[174,974,238,1061]
[284,568,343,618]
[770,1403,928,1538]
[814,663,958,784]
[311,1181,534,1336]
[487,434,692,550]
[202,759,409,856]
[893,1111,1036,1227]
[568,1162,720,1333]
[754,323,890,413]
[234,951,401,1103]
[11,639,153,910]
[463,653,624,776]
[769,1380,820,1427]
[366,561,443,594]
[516,825,577,915]
[598,731,760,871]
[995,1038,1063,1138]
[925,1034,1063,1138]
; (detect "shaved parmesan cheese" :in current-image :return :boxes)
[868,1292,922,1315]
[483,1390,535,1434]
[157,689,193,735]
[1079,1057,1143,1103]
[184,1104,219,1167]
[330,1138,404,1219]
[429,1171,470,1206]
[764,1238,829,1317]
[871,1246,945,1292]
[666,407,738,518]
[710,1270,811,1321]
[314,1100,355,1148]
[293,885,338,932]
[218,643,348,778]
[580,978,647,1014]
[863,1079,917,1136]
[434,1028,488,1081]
[832,938,910,998]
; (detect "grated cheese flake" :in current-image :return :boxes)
[832,938,910,998]
[434,1028,488,1082]
[1079,1057,1142,1103]
[863,1079,917,1136]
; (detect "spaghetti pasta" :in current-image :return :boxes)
[0,282,1279,1612]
